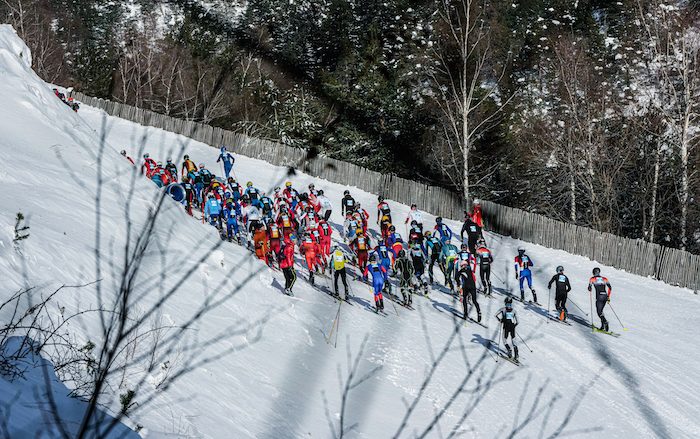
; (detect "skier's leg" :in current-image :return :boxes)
[485,266,492,294]
[461,284,468,319]
[283,268,293,292]
[470,287,481,321]
[289,268,297,292]
[340,269,348,297]
[597,298,609,331]
[334,270,340,295]
[526,274,537,302]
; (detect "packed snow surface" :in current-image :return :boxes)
[0,24,699,438]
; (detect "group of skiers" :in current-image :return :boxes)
[52,89,80,112]
[124,148,617,364]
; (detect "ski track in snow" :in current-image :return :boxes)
[0,23,698,438]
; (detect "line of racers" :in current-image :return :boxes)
[126,150,616,361]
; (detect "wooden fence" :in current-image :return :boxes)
[69,91,700,292]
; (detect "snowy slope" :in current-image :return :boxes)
[1,24,699,438]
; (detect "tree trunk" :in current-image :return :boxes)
[648,140,661,242]
[679,114,690,250]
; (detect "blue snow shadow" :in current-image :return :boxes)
[0,336,138,438]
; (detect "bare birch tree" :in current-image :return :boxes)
[427,0,511,202]
[636,0,700,249]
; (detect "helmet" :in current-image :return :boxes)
[445,239,451,245]
[167,158,172,163]
[461,243,468,250]
[505,297,513,308]
[246,181,253,187]
[518,246,525,253]
[411,220,417,226]
[242,194,250,201]
[199,163,205,168]
[369,254,377,262]
[390,225,396,232]
[318,190,324,195]
[477,238,486,246]
[557,265,564,273]
[274,186,280,193]
[344,190,350,196]
[592,267,601,276]
[120,150,126,156]
[473,199,481,205]
[208,193,214,198]
[378,195,384,202]
[157,161,163,167]
[182,176,189,183]
[308,183,315,189]
[184,154,189,160]
[285,181,292,188]
[411,203,417,209]
[424,230,432,237]
[398,249,406,258]
[143,153,149,159]
[436,217,443,224]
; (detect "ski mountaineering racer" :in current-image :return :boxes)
[548,266,572,321]
[588,267,612,332]
[514,247,537,303]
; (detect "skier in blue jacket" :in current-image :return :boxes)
[514,247,537,303]
[223,202,239,242]
[204,194,223,229]
[217,146,235,179]
[434,217,454,244]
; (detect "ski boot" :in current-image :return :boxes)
[520,291,525,302]
[532,289,538,303]
[407,292,413,306]
[309,272,315,286]
[401,290,408,305]
[477,311,482,323]
[379,298,385,311]
[505,344,512,358]
[514,346,519,362]
[487,281,492,296]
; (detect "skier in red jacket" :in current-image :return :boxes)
[280,238,297,295]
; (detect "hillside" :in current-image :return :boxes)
[1,24,699,438]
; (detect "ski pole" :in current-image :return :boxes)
[608,303,628,331]
[568,297,589,316]
[388,284,399,316]
[326,301,342,345]
[516,332,533,353]
[547,286,552,324]
[494,321,503,362]
[334,303,341,348]
[589,290,594,333]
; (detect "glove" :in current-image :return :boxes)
[515,273,519,280]
[607,298,611,303]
